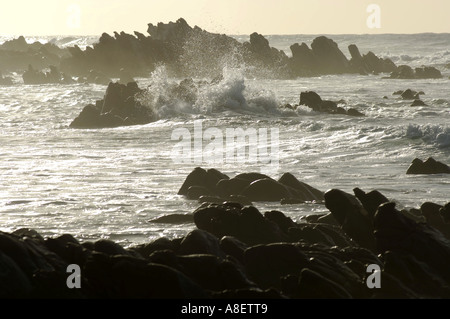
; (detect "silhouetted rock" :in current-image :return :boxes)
[374,202,450,284]
[406,157,450,174]
[310,36,349,74]
[299,91,364,116]
[353,187,389,218]
[348,44,397,75]
[420,202,450,239]
[70,81,155,128]
[390,65,442,79]
[411,99,427,106]
[324,189,376,250]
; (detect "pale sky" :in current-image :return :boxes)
[0,0,449,36]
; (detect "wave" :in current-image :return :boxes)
[406,124,450,148]
[136,66,281,119]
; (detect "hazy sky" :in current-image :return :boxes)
[0,0,449,36]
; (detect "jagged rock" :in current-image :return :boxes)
[390,65,442,79]
[420,202,450,239]
[310,36,349,74]
[406,157,450,174]
[324,189,376,250]
[374,202,450,284]
[411,99,427,106]
[69,81,155,128]
[353,188,389,218]
[299,91,364,116]
[193,203,288,245]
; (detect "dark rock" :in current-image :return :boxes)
[441,203,450,223]
[176,254,255,291]
[244,243,308,289]
[278,172,324,202]
[421,202,450,239]
[310,36,349,74]
[390,65,442,79]
[93,239,130,256]
[148,214,194,224]
[374,202,450,283]
[297,268,352,298]
[406,157,450,174]
[179,229,225,258]
[411,99,427,106]
[353,187,389,219]
[324,189,376,250]
[401,89,417,100]
[219,236,248,263]
[70,81,154,129]
[193,203,287,245]
[241,178,292,202]
[178,167,229,196]
[300,91,364,116]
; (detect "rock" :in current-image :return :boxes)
[289,43,319,76]
[178,229,225,258]
[324,189,376,250]
[374,202,450,284]
[178,167,229,196]
[70,81,155,129]
[299,91,364,116]
[441,203,450,223]
[244,243,308,289]
[420,202,450,239]
[278,172,324,202]
[219,236,248,263]
[297,268,352,299]
[148,214,194,224]
[193,203,288,245]
[310,36,349,74]
[353,188,389,218]
[401,89,417,100]
[415,66,442,79]
[390,65,442,79]
[406,157,450,174]
[411,99,427,106]
[241,178,292,202]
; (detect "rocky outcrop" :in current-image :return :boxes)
[299,91,364,116]
[0,36,69,72]
[69,81,155,128]
[348,44,397,75]
[389,65,442,79]
[22,65,74,85]
[406,157,450,175]
[178,167,324,204]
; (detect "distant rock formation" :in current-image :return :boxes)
[0,36,69,72]
[348,44,397,75]
[389,65,442,79]
[22,65,74,85]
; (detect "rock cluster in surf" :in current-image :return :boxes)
[2,170,450,298]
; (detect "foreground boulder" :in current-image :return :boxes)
[406,158,450,175]
[70,81,155,128]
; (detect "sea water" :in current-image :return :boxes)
[0,33,448,247]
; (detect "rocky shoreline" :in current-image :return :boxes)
[1,168,449,299]
[0,18,444,85]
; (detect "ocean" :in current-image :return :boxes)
[0,33,449,247]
